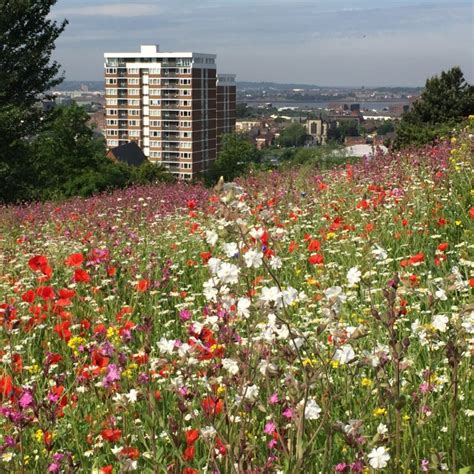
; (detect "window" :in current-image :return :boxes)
[128,99,140,105]
[150,120,161,126]
[106,67,117,74]
[149,89,161,96]
[150,141,161,147]
[106,119,118,126]
[129,130,140,137]
[150,131,161,137]
[106,98,117,106]
[127,68,139,74]
[106,88,117,95]
[107,130,118,136]
[107,109,118,116]
[129,120,138,126]
[181,89,191,96]
[149,109,161,116]
[129,109,140,116]
[181,162,191,169]
[179,79,191,85]
[180,68,191,74]
[107,139,119,146]
[149,78,161,85]
[106,78,117,85]
[181,142,192,148]
[180,131,191,138]
[180,121,191,127]
[150,99,161,106]
[150,151,161,158]
[179,111,191,117]
[149,68,160,74]
[128,88,139,95]
[128,78,139,85]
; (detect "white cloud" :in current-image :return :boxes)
[54,3,160,18]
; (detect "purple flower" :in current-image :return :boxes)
[179,309,191,321]
[421,459,429,472]
[102,364,121,387]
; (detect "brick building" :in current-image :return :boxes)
[104,45,236,179]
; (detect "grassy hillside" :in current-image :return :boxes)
[0,127,472,473]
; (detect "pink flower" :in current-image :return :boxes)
[19,391,33,409]
[269,393,279,404]
[179,309,191,321]
[421,459,429,472]
[264,421,276,434]
[282,407,293,419]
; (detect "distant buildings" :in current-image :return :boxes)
[104,44,236,179]
[305,119,328,145]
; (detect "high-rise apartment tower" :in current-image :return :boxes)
[104,45,236,179]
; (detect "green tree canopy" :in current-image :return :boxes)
[206,133,261,184]
[278,123,307,147]
[395,67,474,148]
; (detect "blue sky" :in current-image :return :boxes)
[51,0,473,86]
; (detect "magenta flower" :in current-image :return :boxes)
[282,407,293,419]
[264,421,276,434]
[19,391,33,409]
[268,393,279,404]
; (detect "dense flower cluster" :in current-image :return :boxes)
[0,131,473,472]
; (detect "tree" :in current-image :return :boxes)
[206,133,261,184]
[0,0,67,108]
[395,67,474,148]
[0,0,67,202]
[30,105,130,199]
[278,123,307,147]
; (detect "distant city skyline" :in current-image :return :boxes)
[51,0,473,87]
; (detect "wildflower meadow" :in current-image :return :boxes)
[0,130,473,473]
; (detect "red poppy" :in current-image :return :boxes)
[470,207,474,219]
[65,253,84,267]
[409,253,424,265]
[185,429,200,446]
[187,199,197,210]
[120,447,139,460]
[307,239,321,252]
[183,445,195,461]
[74,269,91,283]
[308,254,324,265]
[136,279,149,292]
[59,288,76,299]
[200,251,212,264]
[36,286,56,300]
[184,468,198,474]
[469,278,474,288]
[288,241,298,253]
[99,466,113,474]
[0,375,13,398]
[437,242,449,252]
[101,428,122,442]
[201,396,223,416]
[28,255,48,272]
[22,289,35,303]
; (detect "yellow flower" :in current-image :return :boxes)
[331,360,340,369]
[326,232,336,240]
[34,429,43,442]
[403,414,411,421]
[27,364,40,374]
[373,407,387,416]
[217,385,226,395]
[361,378,373,387]
[455,220,462,226]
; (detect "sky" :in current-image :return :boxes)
[50,0,474,87]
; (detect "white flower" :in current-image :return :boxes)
[260,286,281,304]
[372,245,388,261]
[333,344,356,364]
[205,230,218,246]
[324,286,347,304]
[377,423,388,435]
[347,267,361,286]
[243,249,263,268]
[368,446,390,469]
[237,297,251,318]
[304,399,322,420]
[432,314,449,332]
[435,288,448,301]
[203,278,218,301]
[216,262,240,285]
[201,426,217,439]
[1,452,14,462]
[244,384,259,402]
[221,358,239,375]
[157,337,175,355]
[269,256,282,269]
[281,286,299,306]
[208,257,222,275]
[249,227,264,239]
[223,242,239,258]
[125,389,138,403]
